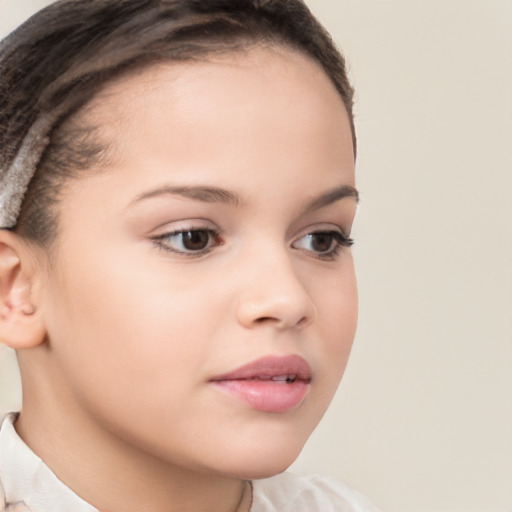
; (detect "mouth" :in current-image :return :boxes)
[209,355,312,413]
[246,374,300,383]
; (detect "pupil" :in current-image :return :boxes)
[311,233,333,252]
[183,230,209,251]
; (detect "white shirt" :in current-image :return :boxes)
[0,413,380,511]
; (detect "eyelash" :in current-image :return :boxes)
[151,227,353,260]
[152,227,222,257]
[293,230,354,261]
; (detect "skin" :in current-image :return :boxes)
[0,46,357,512]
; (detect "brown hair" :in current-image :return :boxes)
[0,0,355,245]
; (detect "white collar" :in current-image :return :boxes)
[0,413,96,512]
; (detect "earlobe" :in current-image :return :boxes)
[0,231,46,349]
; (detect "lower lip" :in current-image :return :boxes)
[211,379,309,413]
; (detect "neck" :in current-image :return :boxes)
[16,377,250,512]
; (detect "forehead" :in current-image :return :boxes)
[82,46,354,166]
[55,46,356,224]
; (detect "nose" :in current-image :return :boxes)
[235,251,316,331]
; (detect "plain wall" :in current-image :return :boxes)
[1,1,511,511]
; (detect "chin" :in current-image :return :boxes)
[209,407,326,480]
[225,458,298,481]
[234,461,295,481]
[215,432,308,481]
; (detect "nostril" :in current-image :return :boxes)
[253,315,310,329]
[255,316,274,324]
[296,316,309,328]
[236,285,316,330]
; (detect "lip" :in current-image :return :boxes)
[210,355,312,413]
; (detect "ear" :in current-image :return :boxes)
[0,230,46,349]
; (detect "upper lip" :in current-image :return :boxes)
[210,355,312,382]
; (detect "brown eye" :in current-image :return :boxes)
[153,228,221,255]
[309,233,336,253]
[292,229,354,259]
[181,230,210,251]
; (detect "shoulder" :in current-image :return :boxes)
[0,412,32,512]
[0,413,10,511]
[0,413,9,427]
[251,472,380,512]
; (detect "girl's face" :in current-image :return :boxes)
[38,47,357,478]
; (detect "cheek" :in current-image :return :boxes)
[42,247,219,419]
[311,258,358,387]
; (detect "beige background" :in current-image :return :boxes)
[1,1,511,511]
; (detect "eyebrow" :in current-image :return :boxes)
[131,184,358,210]
[303,185,359,213]
[131,185,240,206]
